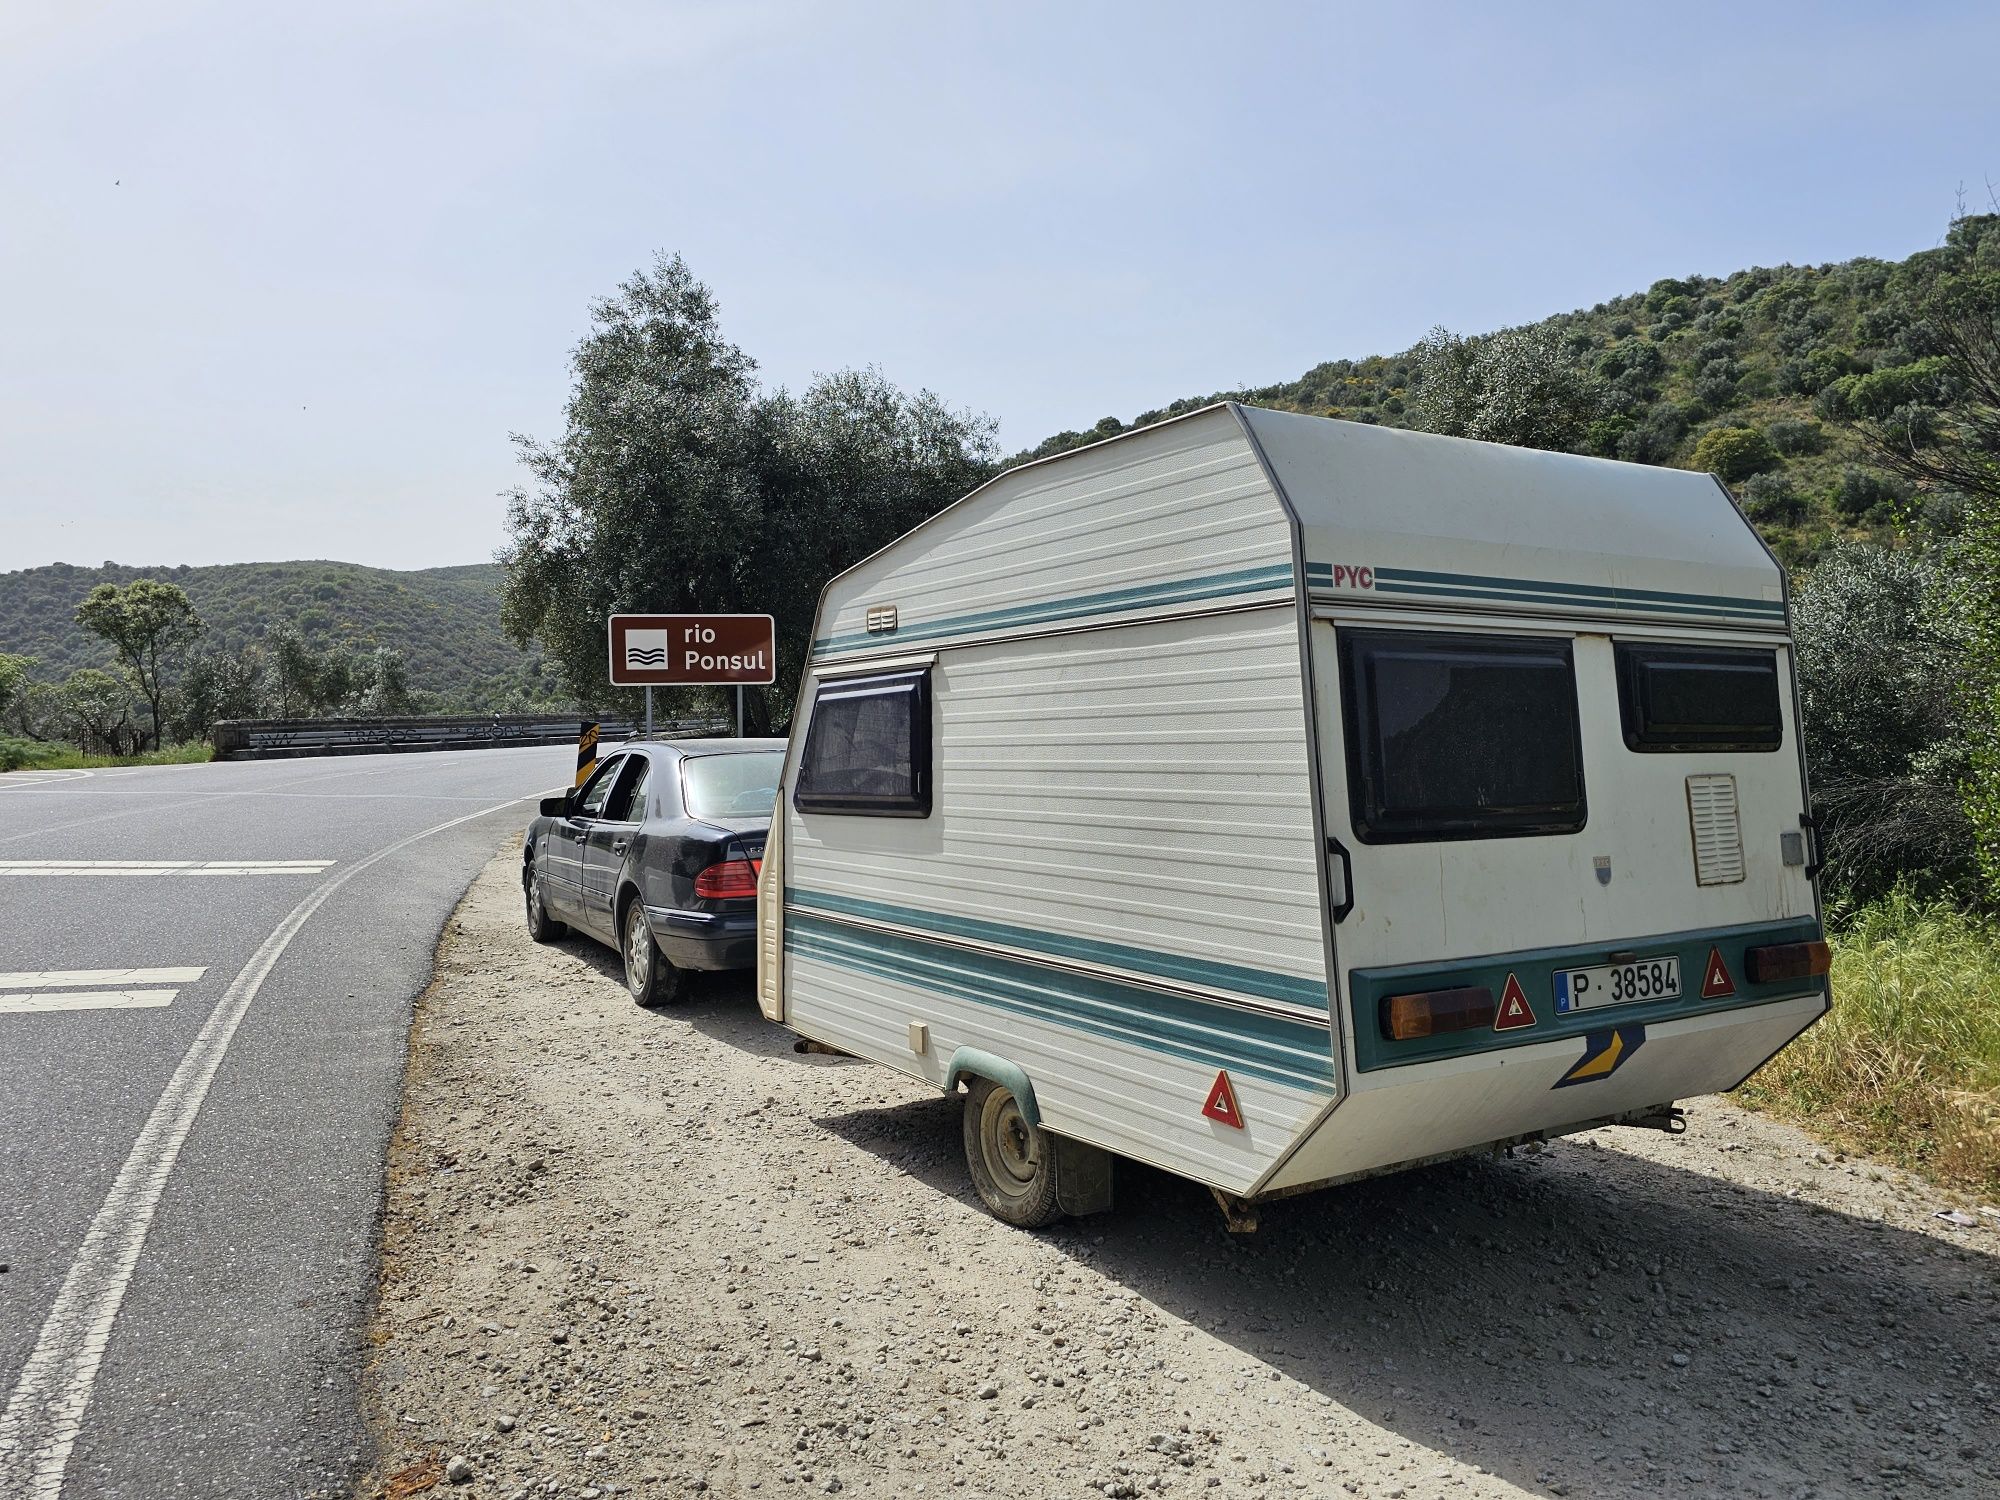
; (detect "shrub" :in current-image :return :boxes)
[0,736,62,772]
[1791,543,1976,899]
[1830,465,1906,520]
[1737,470,1807,525]
[1690,425,1779,481]
[1616,401,1688,465]
[1766,418,1825,455]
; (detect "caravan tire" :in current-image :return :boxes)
[962,1077,1064,1229]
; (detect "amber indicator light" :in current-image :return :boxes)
[1382,985,1497,1040]
[1743,940,1832,984]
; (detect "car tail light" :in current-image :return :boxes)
[1381,986,1495,1040]
[694,857,761,900]
[1744,940,1831,984]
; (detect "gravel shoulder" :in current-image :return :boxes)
[358,842,2000,1500]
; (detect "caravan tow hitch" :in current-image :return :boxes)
[1617,1105,1688,1134]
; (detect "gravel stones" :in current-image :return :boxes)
[356,846,2000,1500]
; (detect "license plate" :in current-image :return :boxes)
[1554,956,1681,1013]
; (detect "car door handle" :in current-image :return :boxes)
[611,838,630,855]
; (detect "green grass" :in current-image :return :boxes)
[0,737,214,772]
[1741,890,2000,1198]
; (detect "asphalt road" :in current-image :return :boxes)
[0,747,579,1499]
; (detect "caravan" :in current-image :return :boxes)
[755,404,1830,1228]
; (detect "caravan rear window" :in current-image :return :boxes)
[1615,643,1782,752]
[1339,629,1586,843]
[794,668,933,817]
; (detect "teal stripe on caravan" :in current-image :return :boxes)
[1306,562,1783,622]
[811,562,1295,656]
[784,911,1336,1091]
[786,887,1329,1009]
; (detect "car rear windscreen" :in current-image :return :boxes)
[681,750,785,819]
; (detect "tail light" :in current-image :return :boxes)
[1382,986,1495,1040]
[694,857,761,900]
[1744,940,1831,984]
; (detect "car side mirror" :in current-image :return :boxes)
[539,793,572,818]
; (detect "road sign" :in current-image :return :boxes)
[608,614,776,687]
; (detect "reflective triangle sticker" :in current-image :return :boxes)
[1494,972,1536,1030]
[1201,1069,1244,1129]
[1701,947,1736,999]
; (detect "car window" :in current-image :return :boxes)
[683,750,785,820]
[605,758,651,823]
[575,754,624,818]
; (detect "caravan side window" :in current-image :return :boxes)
[1615,643,1782,752]
[794,668,933,817]
[1339,629,1586,843]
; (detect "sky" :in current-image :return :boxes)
[2,0,1996,573]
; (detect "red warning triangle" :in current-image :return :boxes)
[1701,947,1736,999]
[1201,1069,1244,1129]
[1493,972,1536,1030]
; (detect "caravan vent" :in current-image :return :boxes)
[1686,774,1745,886]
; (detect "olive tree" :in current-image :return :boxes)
[1410,324,1610,452]
[1792,543,1977,902]
[502,253,996,730]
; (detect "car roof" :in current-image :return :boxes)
[617,737,786,759]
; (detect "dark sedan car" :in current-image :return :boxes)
[523,738,785,1006]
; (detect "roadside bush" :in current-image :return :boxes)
[1742,891,2000,1196]
[1792,543,1976,901]
[1691,425,1779,481]
[0,736,63,772]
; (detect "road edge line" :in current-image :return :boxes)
[0,795,533,1498]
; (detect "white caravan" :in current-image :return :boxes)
[755,403,1829,1230]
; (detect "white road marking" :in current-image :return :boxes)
[0,968,206,990]
[0,794,534,1498]
[0,860,334,877]
[0,969,206,1015]
[0,771,92,791]
[0,991,178,1015]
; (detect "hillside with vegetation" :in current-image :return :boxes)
[1020,220,1990,569]
[0,559,562,712]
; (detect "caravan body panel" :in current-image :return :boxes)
[781,409,1337,1193]
[771,403,1827,1206]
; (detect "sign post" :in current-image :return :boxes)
[608,614,776,738]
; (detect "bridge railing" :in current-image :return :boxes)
[209,715,687,760]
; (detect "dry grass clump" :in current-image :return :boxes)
[1742,890,2000,1197]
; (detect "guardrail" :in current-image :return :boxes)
[210,715,667,761]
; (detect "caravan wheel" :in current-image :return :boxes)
[962,1077,1063,1228]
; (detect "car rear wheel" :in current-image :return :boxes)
[623,899,687,1008]
[525,862,566,943]
[962,1077,1064,1228]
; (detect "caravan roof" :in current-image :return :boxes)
[1235,405,1783,634]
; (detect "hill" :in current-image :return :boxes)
[1018,218,1996,568]
[0,558,563,712]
